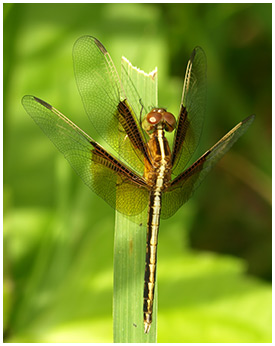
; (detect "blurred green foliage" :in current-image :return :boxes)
[3,3,271,343]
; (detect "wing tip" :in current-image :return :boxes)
[190,46,206,62]
[73,35,108,55]
[190,48,197,61]
[22,95,52,110]
[93,37,108,54]
[33,96,53,110]
[242,114,255,125]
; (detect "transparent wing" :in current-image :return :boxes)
[171,46,207,177]
[121,57,158,150]
[22,95,149,216]
[162,115,255,219]
[73,36,151,176]
[121,56,158,121]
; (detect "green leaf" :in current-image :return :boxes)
[113,58,158,342]
[113,212,157,342]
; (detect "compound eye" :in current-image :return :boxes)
[163,111,176,132]
[146,111,162,125]
[164,112,176,128]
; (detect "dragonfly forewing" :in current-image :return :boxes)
[73,36,151,176]
[171,46,207,177]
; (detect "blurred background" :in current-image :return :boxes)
[3,3,271,343]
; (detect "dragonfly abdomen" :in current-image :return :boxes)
[143,127,172,333]
[144,154,169,333]
[143,188,162,334]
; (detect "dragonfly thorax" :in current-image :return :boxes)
[142,108,176,134]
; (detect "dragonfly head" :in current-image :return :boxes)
[142,108,176,134]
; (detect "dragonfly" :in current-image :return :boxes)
[22,36,254,334]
